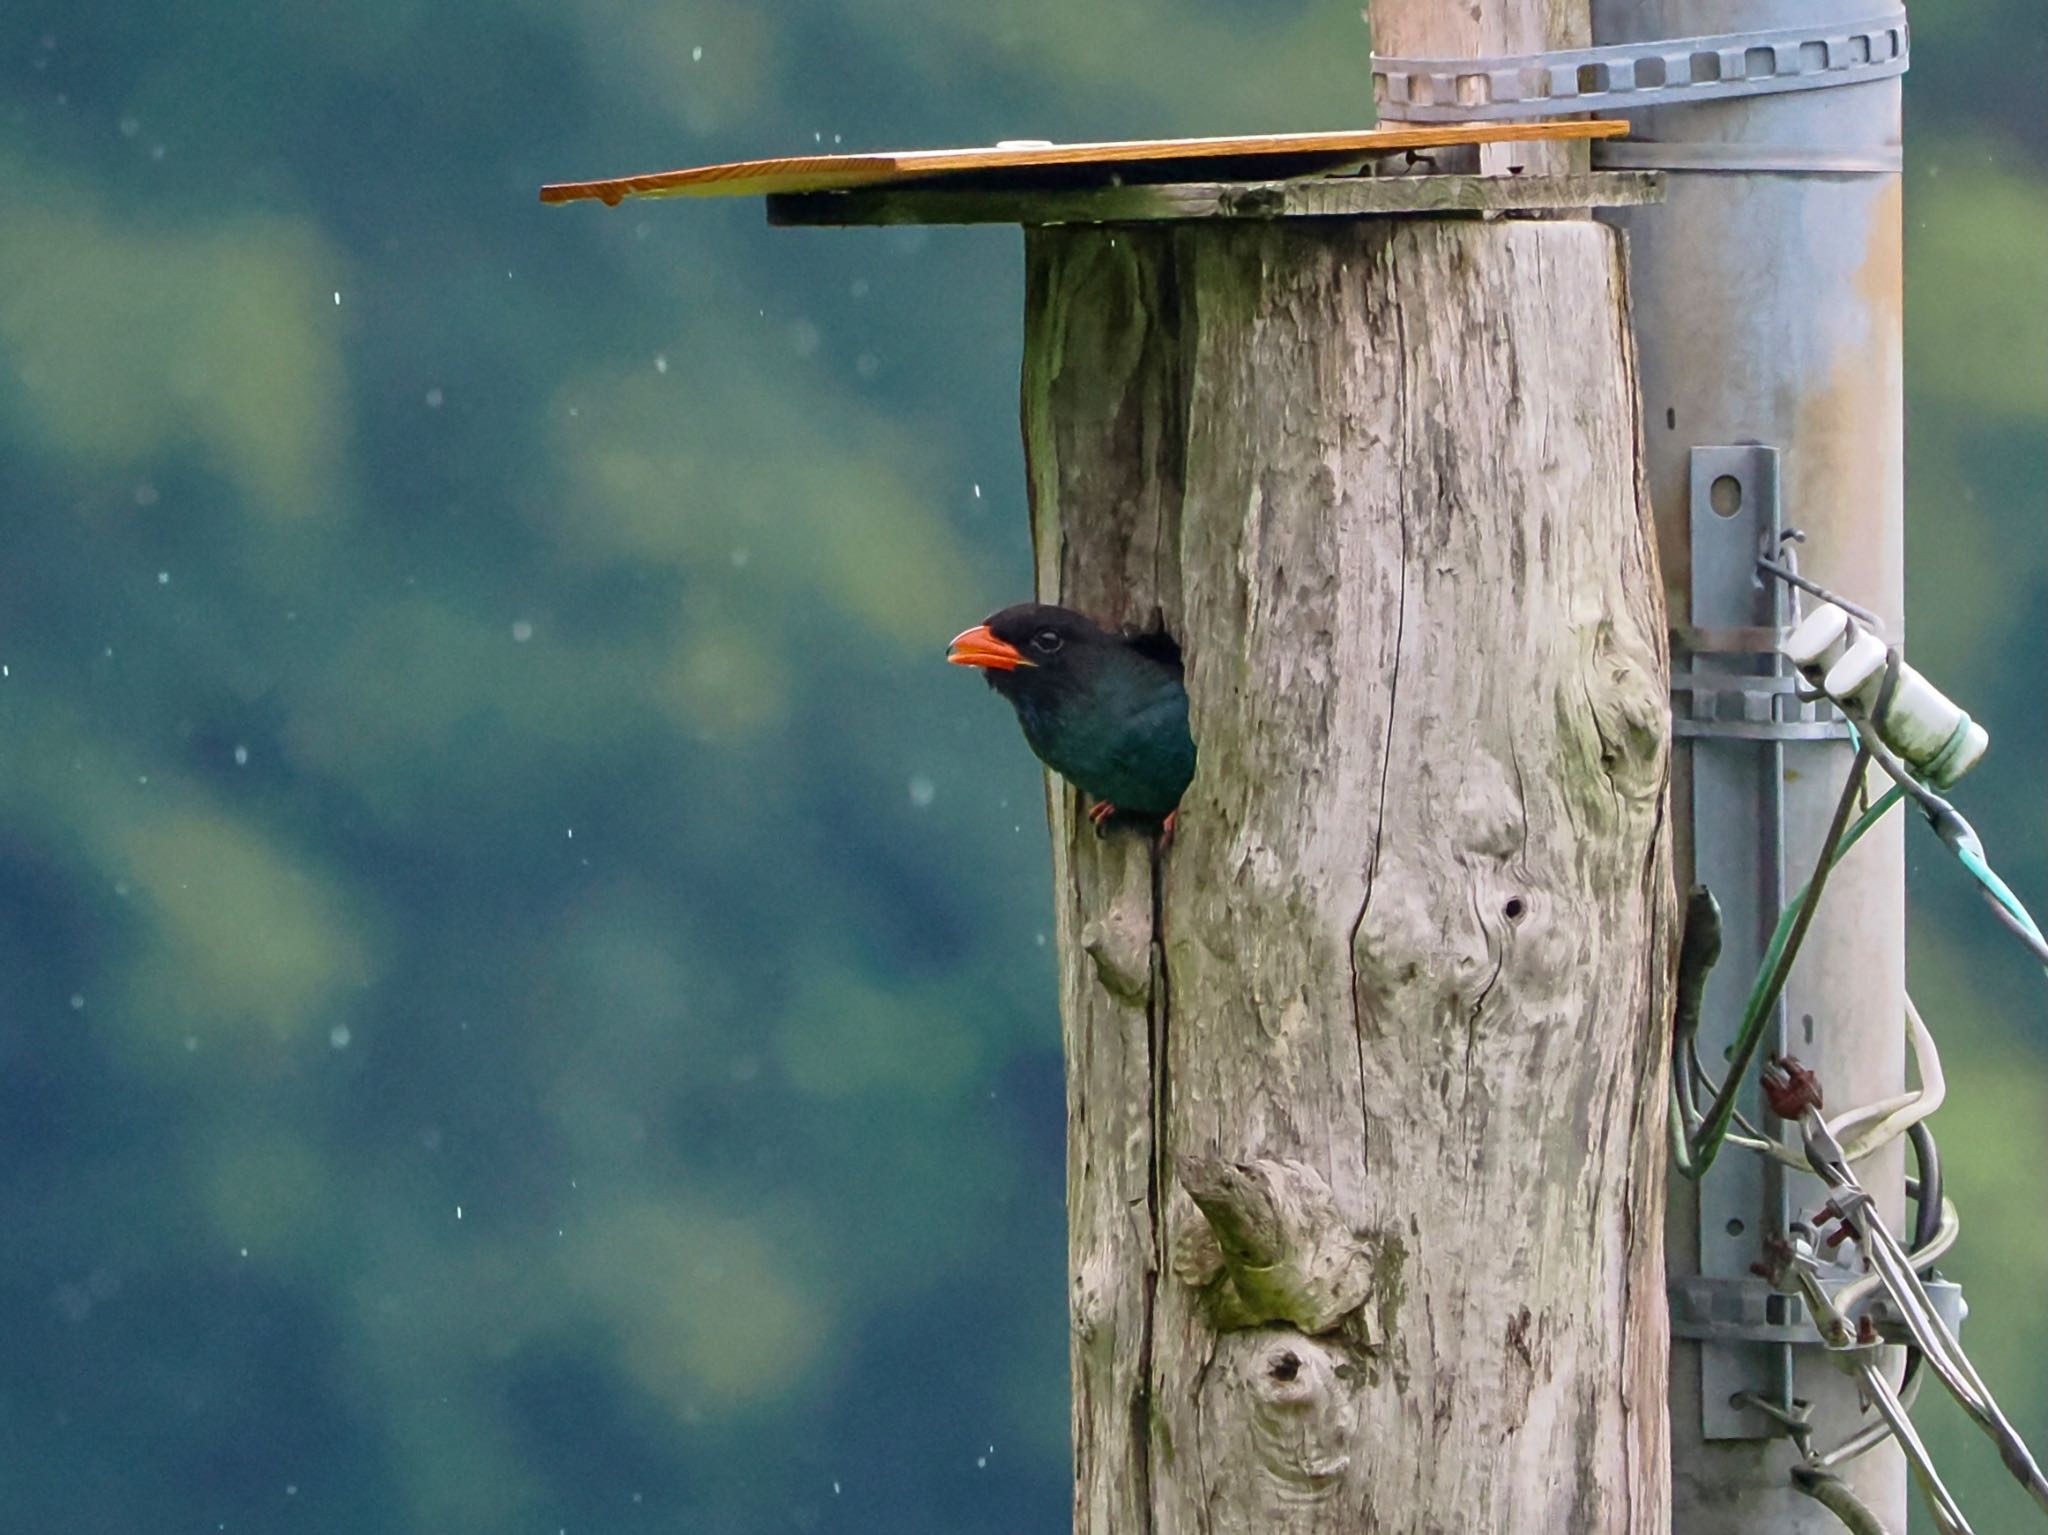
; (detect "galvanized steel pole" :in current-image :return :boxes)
[1590,2,1909,1530]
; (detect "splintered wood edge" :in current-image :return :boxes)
[764,172,1666,228]
[538,121,1631,206]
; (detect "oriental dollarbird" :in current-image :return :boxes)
[947,602,1196,836]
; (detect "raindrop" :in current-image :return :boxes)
[69,993,84,1011]
[654,353,669,374]
[692,45,703,61]
[329,1025,351,1050]
[157,571,170,585]
[233,745,249,766]
[118,116,138,137]
[424,387,444,408]
[511,620,534,643]
[972,484,982,498]
[908,774,936,808]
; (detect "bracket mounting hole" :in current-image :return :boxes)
[1709,474,1744,519]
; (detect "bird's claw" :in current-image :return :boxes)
[1087,801,1180,849]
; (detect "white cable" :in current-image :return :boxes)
[1729,992,1945,1173]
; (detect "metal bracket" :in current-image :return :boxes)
[1372,12,1908,123]
[1675,448,1852,747]
[1672,1273,1968,1350]
[1680,444,1835,1440]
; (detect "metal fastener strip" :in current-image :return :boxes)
[1372,13,1908,123]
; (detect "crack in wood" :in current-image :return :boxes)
[1029,217,1672,1535]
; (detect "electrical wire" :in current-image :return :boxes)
[1678,768,1895,1177]
[1719,992,1946,1173]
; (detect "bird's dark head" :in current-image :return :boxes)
[947,603,1112,699]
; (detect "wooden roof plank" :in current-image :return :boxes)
[539,121,1630,206]
[762,170,1665,229]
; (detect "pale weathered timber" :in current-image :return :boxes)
[765,172,1663,228]
[1023,218,1675,1535]
[1371,0,1592,178]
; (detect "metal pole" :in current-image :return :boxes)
[1589,3,1908,1530]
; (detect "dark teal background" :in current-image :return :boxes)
[2,3,2043,1530]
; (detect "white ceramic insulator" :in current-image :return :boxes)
[1823,631,1890,710]
[1782,603,1856,682]
[1822,632,1988,787]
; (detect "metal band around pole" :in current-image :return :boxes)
[1372,12,1908,123]
[1594,141,1902,174]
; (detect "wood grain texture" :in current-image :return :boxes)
[765,172,1664,229]
[538,122,1629,206]
[1370,0,1592,177]
[1023,218,1674,1534]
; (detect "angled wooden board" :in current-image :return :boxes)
[539,121,1630,206]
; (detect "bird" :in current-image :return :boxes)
[947,602,1195,838]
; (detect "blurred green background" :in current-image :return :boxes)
[1,2,2042,1530]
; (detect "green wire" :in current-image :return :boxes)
[1955,841,2048,948]
[1680,784,1907,1178]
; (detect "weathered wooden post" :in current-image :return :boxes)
[1029,210,1676,1533]
[1369,0,1916,1526]
[545,103,1678,1535]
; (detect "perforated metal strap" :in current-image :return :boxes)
[1372,12,1908,124]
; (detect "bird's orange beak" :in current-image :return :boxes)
[947,624,1034,671]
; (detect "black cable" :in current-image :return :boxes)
[1891,1120,1946,1407]
[1909,1120,1943,1260]
[1671,886,1722,1139]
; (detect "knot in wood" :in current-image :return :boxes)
[1243,1333,1354,1493]
[1178,1156,1376,1338]
[1081,906,1153,1003]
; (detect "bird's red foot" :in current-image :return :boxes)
[1159,809,1179,851]
[1088,800,1118,837]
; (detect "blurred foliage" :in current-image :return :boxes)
[0,1,2042,1530]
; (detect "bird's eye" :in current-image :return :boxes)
[1032,629,1063,654]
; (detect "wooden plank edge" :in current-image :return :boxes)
[763,171,1666,228]
[539,121,1632,206]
